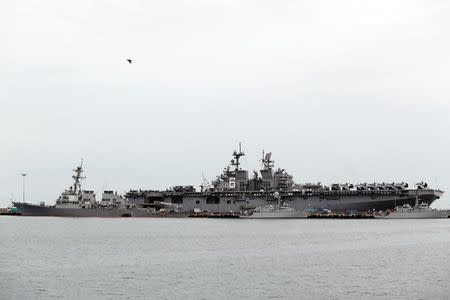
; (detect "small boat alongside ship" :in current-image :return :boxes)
[241,204,304,219]
[375,202,450,219]
[241,196,309,219]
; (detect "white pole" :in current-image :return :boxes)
[21,173,27,203]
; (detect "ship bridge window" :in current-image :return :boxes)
[171,195,183,204]
[206,195,220,204]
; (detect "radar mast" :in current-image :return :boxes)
[72,159,85,194]
[261,150,274,169]
[230,142,245,171]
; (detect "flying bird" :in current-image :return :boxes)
[127,59,132,64]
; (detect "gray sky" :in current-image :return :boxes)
[2,0,450,208]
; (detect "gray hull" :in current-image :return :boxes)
[241,209,308,219]
[13,202,158,218]
[290,189,442,212]
[376,210,450,219]
[13,189,444,217]
[129,189,444,214]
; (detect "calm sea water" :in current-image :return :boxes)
[1,217,449,300]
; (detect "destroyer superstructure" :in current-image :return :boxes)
[13,162,154,217]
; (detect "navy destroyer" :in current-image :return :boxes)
[13,163,164,217]
[125,144,444,216]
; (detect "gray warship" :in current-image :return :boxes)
[375,195,450,219]
[125,144,444,215]
[13,163,162,217]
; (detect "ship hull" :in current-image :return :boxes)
[128,189,444,214]
[375,210,450,219]
[241,209,308,219]
[12,202,158,218]
[14,190,444,217]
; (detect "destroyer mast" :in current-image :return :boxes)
[71,160,85,195]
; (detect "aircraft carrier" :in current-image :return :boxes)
[125,144,444,214]
[12,145,444,217]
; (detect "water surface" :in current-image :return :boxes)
[1,217,449,299]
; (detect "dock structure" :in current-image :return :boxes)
[0,208,21,215]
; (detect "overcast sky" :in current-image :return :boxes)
[2,0,450,208]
